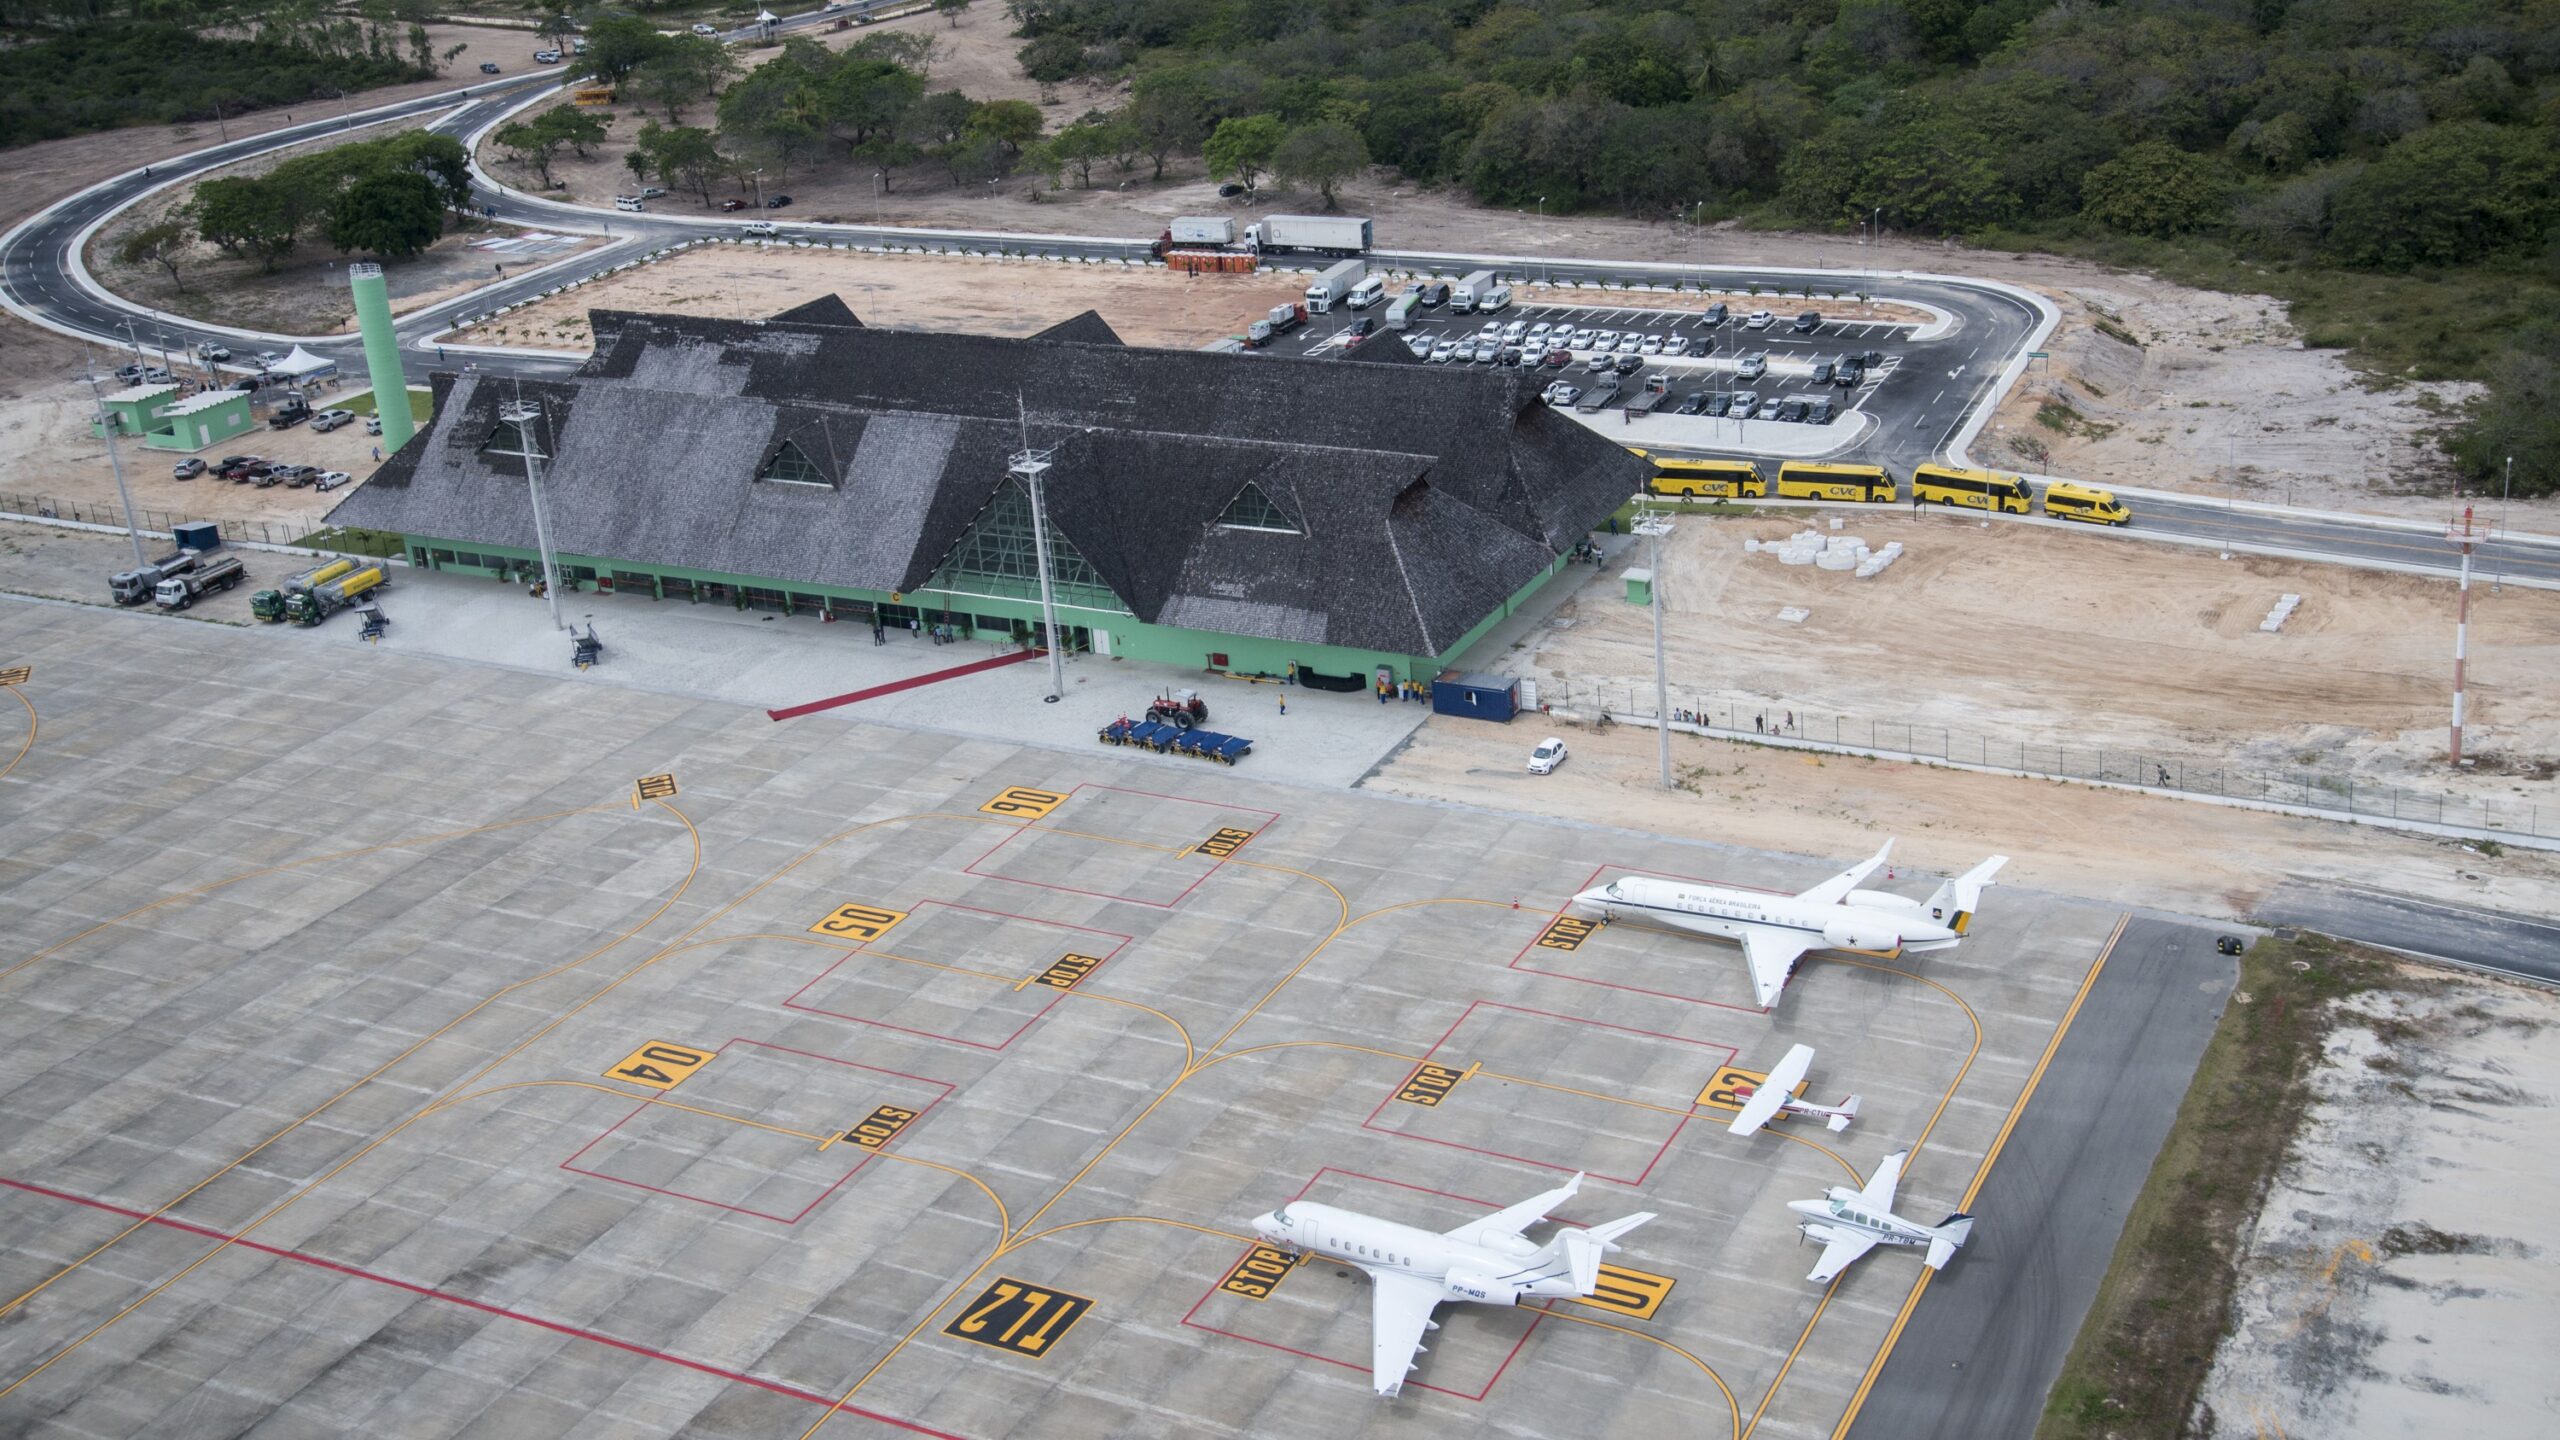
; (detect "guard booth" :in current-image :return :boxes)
[1623,567,1654,605]
[1430,671,1519,722]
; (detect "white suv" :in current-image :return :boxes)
[742,220,779,237]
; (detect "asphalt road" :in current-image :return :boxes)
[2256,881,2560,986]
[1846,916,2238,1440]
[2119,494,2560,586]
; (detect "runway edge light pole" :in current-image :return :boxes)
[349,262,414,450]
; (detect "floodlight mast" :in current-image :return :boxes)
[504,384,565,631]
[1010,445,1066,702]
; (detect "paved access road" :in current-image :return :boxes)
[2257,881,2560,986]
[2122,494,2560,586]
[1845,917,2238,1440]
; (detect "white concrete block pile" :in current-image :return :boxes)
[2261,593,2302,632]
[1745,530,1904,578]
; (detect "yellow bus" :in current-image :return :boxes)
[1911,463,2031,513]
[2041,480,2131,526]
[1775,461,1895,503]
[1642,453,1768,498]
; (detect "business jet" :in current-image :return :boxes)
[1249,1172,1656,1396]
[1726,1043,1860,1136]
[1569,841,2008,1007]
[1789,1148,1973,1283]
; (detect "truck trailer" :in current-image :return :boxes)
[252,557,362,622]
[1451,270,1496,310]
[1168,216,1235,246]
[109,549,206,605]
[1246,214,1371,257]
[284,566,387,626]
[152,554,247,610]
[1304,258,1365,313]
[1246,302,1307,347]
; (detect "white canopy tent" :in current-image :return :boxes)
[272,345,339,379]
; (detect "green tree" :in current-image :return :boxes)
[627,34,736,124]
[1272,119,1367,208]
[116,217,192,293]
[1204,113,1284,196]
[631,121,727,206]
[327,170,445,258]
[1046,118,1111,187]
[580,14,667,86]
[2326,122,2560,271]
[823,57,924,158]
[1128,68,1212,180]
[716,48,829,174]
[935,0,973,26]
[967,98,1045,156]
[187,176,302,272]
[2450,321,2560,499]
[2078,141,2229,237]
[1019,33,1083,83]
[492,110,606,186]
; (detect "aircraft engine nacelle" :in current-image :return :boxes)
[1822,917,1902,952]
[1844,890,1922,914]
[1442,1268,1523,1306]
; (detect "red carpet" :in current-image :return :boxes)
[767,648,1046,721]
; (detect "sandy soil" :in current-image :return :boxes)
[445,244,1312,350]
[1491,510,2560,803]
[1362,714,2560,927]
[2200,972,2560,1439]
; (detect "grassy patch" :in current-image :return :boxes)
[291,527,406,558]
[2036,933,2397,1440]
[342,389,433,420]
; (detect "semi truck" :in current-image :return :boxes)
[1246,302,1306,347]
[284,565,388,626]
[152,554,246,610]
[1304,258,1365,313]
[110,548,207,605]
[252,557,361,622]
[1451,270,1496,310]
[1245,214,1371,256]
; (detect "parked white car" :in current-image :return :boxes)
[1528,737,1568,774]
[742,220,779,237]
[314,470,353,492]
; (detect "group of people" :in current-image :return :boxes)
[1376,679,1429,705]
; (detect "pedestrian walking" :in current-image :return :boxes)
[872,620,884,645]
[1377,684,1389,705]
[909,617,920,638]
[1784,710,1794,731]
[1755,713,1765,732]
[1279,695,1287,716]
[371,445,382,462]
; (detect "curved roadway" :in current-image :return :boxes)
[5,46,2551,587]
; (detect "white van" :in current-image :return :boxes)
[612,195,645,212]
[1477,284,1513,313]
[1345,275,1387,310]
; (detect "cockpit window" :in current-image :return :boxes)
[1274,1205,1292,1224]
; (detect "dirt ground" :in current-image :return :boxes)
[446,244,1313,350]
[1362,713,2560,929]
[2200,971,2560,1439]
[1490,510,2560,802]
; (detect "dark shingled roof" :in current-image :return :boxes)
[328,308,1646,655]
[769,294,863,328]
[1027,309,1123,346]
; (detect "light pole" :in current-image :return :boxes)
[503,386,567,632]
[1634,503,1674,790]
[2494,454,2512,591]
[81,361,150,569]
[750,168,765,208]
[1012,444,1066,703]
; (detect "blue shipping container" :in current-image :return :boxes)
[1431,671,1518,722]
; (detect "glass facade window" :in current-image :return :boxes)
[927,479,1124,612]
[1216,483,1300,534]
[758,440,828,486]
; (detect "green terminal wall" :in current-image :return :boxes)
[349,263,414,451]
[397,539,1571,687]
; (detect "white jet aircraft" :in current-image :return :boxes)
[1249,1172,1656,1397]
[1789,1149,1973,1283]
[1726,1044,1861,1136]
[1569,841,2009,1007]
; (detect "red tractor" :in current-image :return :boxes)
[1145,689,1209,730]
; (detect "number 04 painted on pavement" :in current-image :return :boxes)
[605,1040,715,1090]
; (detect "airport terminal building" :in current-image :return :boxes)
[327,299,1644,688]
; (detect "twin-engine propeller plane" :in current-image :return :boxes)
[1570,840,2009,1006]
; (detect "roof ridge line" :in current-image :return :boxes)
[1381,498,1437,657]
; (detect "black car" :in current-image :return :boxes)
[1685,335,1715,357]
[1674,392,1707,415]
[1612,353,1642,374]
[1857,349,1886,367]
[1498,345,1525,366]
[1777,400,1809,423]
[1812,361,1835,384]
[1218,182,1247,198]
[765,194,792,208]
[1807,399,1837,423]
[1703,302,1728,325]
[1705,393,1733,417]
[479,62,501,74]
[1347,316,1375,338]
[1423,282,1450,307]
[1793,311,1821,333]
[1835,361,1865,387]
[231,376,261,392]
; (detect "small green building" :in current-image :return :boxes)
[326,299,1645,689]
[92,383,255,452]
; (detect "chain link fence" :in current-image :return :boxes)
[0,490,325,549]
[1541,679,2550,841]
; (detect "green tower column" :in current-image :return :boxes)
[349,261,414,451]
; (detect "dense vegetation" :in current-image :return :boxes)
[168,131,474,271]
[1002,0,2560,494]
[0,14,433,149]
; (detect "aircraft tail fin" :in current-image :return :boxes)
[1925,1214,1974,1270]
[1923,856,2009,936]
[1827,1095,1862,1133]
[1553,1212,1657,1293]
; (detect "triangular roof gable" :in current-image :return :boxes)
[1028,309,1123,346]
[1213,480,1300,533]
[770,294,863,327]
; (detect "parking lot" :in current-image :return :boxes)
[0,601,2132,1439]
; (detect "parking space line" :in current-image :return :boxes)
[0,684,31,787]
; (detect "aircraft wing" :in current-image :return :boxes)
[1727,1044,1815,1136]
[1443,1172,1581,1248]
[1739,927,1817,1008]
[1807,1229,1881,1284]
[1859,1149,1908,1210]
[1794,840,1894,908]
[1367,1272,1445,1396]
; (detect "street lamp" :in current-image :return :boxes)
[81,360,150,569]
[750,168,765,207]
